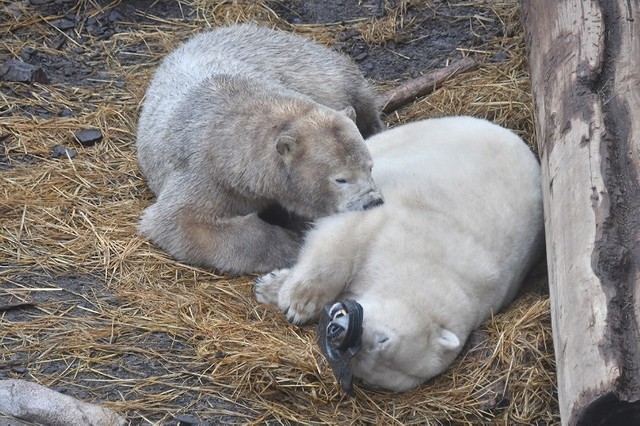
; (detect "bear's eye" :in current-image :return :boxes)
[335,178,347,184]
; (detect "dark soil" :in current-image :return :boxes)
[269,0,505,80]
[4,0,503,88]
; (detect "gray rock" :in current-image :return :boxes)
[51,145,77,159]
[0,60,49,84]
[74,129,103,146]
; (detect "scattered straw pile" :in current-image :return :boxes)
[1,0,559,424]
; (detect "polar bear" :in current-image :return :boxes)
[254,116,544,392]
[136,24,384,275]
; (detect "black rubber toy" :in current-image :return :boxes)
[317,299,364,395]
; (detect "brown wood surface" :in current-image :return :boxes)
[520,1,640,424]
[381,56,477,113]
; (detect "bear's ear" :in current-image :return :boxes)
[370,331,391,352]
[339,105,357,123]
[437,329,460,351]
[276,134,297,156]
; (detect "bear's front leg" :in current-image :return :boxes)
[276,270,343,325]
[178,212,303,274]
[255,213,372,324]
[254,266,336,324]
[140,198,303,274]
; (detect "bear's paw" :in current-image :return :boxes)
[254,268,290,305]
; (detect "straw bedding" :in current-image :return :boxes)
[0,0,558,423]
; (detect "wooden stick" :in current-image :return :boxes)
[382,56,477,113]
[0,301,36,312]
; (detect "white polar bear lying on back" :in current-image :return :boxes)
[255,116,544,392]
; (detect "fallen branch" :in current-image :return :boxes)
[0,301,36,312]
[0,379,126,426]
[382,56,478,113]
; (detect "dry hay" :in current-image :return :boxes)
[0,0,559,424]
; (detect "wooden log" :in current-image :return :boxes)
[381,57,477,113]
[520,1,640,425]
[0,379,126,426]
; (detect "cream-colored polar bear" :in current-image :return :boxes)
[136,24,384,275]
[255,116,544,392]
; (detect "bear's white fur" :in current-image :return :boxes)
[135,24,384,274]
[255,116,544,392]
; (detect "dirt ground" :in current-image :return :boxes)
[1,0,558,424]
[4,0,505,86]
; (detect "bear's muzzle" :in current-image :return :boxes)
[364,197,384,210]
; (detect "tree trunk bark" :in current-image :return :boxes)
[521,0,640,425]
[520,1,640,425]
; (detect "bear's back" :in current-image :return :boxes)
[368,117,539,198]
[369,117,540,234]
[364,117,543,317]
[141,24,369,125]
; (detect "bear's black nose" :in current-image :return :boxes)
[364,197,384,210]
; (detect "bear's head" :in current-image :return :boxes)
[349,297,463,393]
[274,105,383,219]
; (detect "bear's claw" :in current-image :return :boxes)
[254,268,289,305]
[285,302,317,325]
